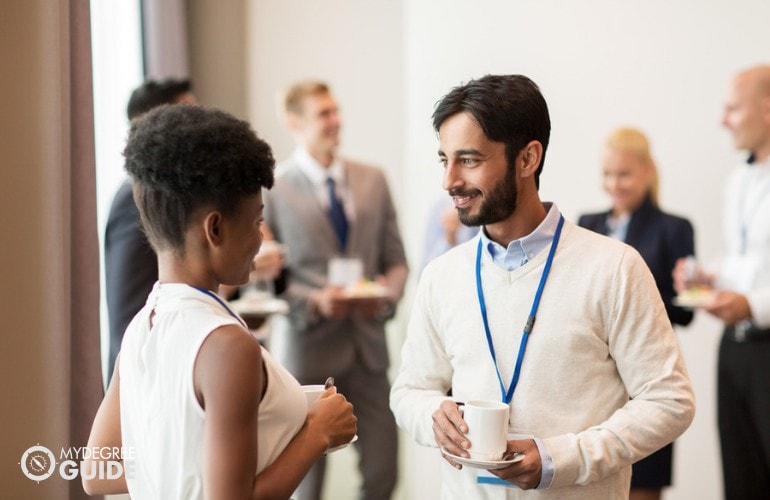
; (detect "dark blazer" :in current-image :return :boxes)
[578,195,695,326]
[263,159,408,380]
[104,179,157,380]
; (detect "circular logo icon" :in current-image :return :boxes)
[20,445,56,482]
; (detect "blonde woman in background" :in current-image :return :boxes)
[578,127,695,500]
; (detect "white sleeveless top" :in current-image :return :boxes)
[119,283,306,499]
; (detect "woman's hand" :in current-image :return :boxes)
[306,388,357,449]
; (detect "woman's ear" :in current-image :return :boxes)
[203,211,224,248]
[519,140,543,178]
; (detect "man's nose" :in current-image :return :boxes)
[442,162,463,192]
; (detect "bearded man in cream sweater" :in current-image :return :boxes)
[390,74,695,500]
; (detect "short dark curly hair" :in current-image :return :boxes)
[124,104,275,253]
[432,74,551,189]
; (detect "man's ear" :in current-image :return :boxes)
[518,140,543,179]
[284,111,302,133]
[203,211,224,248]
[761,94,770,124]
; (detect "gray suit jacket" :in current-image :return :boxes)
[263,158,408,380]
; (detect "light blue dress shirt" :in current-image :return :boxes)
[480,202,560,271]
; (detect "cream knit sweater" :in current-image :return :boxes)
[391,220,695,499]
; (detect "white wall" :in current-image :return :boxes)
[244,0,405,192]
[244,1,770,498]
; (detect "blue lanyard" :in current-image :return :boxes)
[189,285,247,329]
[475,214,564,404]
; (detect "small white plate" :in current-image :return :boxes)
[229,297,289,316]
[327,434,358,454]
[343,282,389,300]
[441,449,524,470]
[673,292,715,308]
[343,292,389,303]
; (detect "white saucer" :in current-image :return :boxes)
[229,296,289,315]
[343,291,389,302]
[327,434,358,454]
[441,449,523,470]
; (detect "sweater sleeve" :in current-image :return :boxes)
[544,247,695,488]
[390,267,455,447]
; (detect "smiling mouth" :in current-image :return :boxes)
[451,192,479,207]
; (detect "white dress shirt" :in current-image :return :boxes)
[292,147,356,223]
[720,156,770,327]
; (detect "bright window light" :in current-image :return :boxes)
[90,0,143,385]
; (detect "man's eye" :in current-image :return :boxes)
[461,158,479,166]
[438,158,448,167]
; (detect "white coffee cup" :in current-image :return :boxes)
[462,400,509,461]
[302,384,326,407]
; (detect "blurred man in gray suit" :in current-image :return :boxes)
[263,80,408,500]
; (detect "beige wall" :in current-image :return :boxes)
[1,2,101,498]
[242,0,406,193]
[188,0,248,119]
[1,2,71,498]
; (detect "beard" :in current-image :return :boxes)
[450,166,518,226]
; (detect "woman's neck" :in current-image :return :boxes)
[157,250,218,292]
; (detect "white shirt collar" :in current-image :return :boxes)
[293,147,345,186]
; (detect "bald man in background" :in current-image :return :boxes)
[675,64,770,499]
